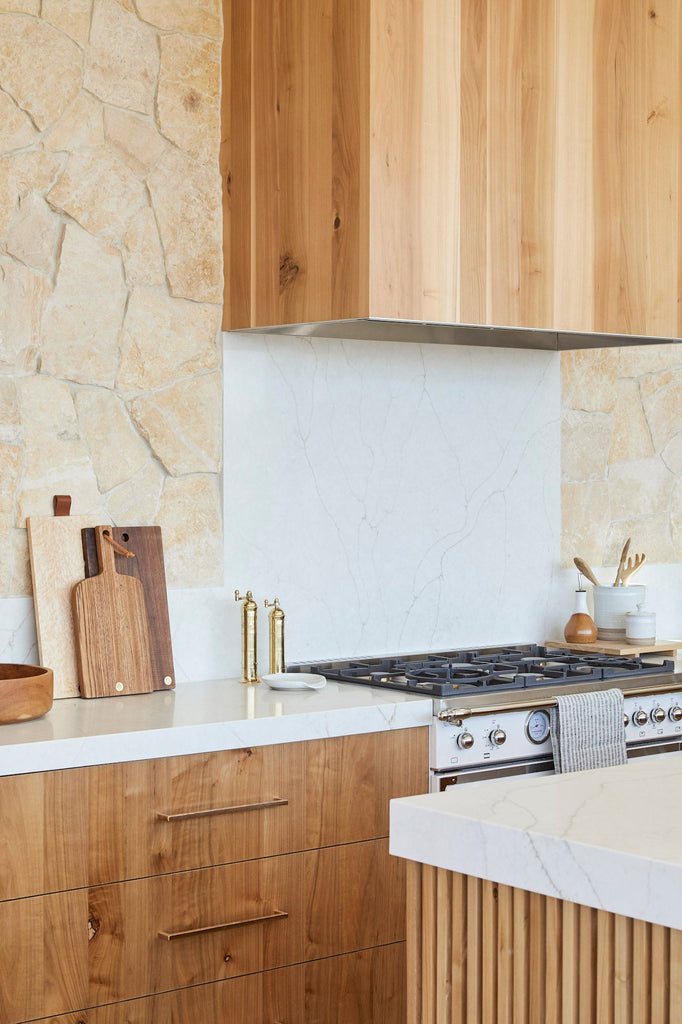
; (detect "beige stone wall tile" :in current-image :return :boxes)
[103,107,166,175]
[608,457,674,520]
[129,371,222,477]
[608,378,653,464]
[561,409,611,483]
[639,369,682,453]
[136,0,221,39]
[75,387,150,491]
[8,527,31,596]
[618,343,682,378]
[104,459,164,524]
[0,380,20,443]
[671,481,682,560]
[0,512,11,594]
[40,222,126,386]
[157,474,223,587]
[561,348,619,413]
[9,150,64,193]
[47,146,147,244]
[1,1,39,12]
[84,0,158,115]
[604,517,675,567]
[5,192,62,279]
[16,376,106,525]
[0,442,22,515]
[0,91,39,151]
[118,288,221,391]
[148,147,222,303]
[122,208,166,288]
[157,34,221,165]
[43,91,104,153]
[0,256,49,374]
[42,0,93,46]
[661,434,682,476]
[0,160,17,237]
[561,480,610,567]
[0,15,82,130]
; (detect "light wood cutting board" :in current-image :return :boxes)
[27,513,104,698]
[72,526,155,698]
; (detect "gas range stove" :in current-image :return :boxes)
[289,645,682,789]
[288,644,675,698]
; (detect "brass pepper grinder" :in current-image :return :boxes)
[235,589,260,683]
[264,597,285,674]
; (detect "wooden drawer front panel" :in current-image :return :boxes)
[88,839,402,1007]
[305,727,429,848]
[0,768,87,900]
[40,944,406,1023]
[0,889,89,1024]
[408,862,682,1024]
[87,744,306,884]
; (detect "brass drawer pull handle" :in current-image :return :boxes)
[156,797,288,822]
[158,909,288,941]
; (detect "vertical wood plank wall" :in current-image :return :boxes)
[407,862,682,1024]
[224,0,682,339]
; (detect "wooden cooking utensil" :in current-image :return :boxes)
[613,537,631,587]
[72,526,154,698]
[573,557,600,587]
[81,526,175,691]
[619,551,646,585]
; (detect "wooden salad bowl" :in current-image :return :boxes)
[0,664,53,724]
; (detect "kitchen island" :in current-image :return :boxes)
[390,754,682,1024]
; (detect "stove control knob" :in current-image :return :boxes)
[651,707,666,724]
[670,706,682,723]
[458,732,475,750]
[490,729,506,746]
[633,710,648,727]
[623,713,629,728]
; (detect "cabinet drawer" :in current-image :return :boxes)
[87,838,404,1006]
[0,769,88,900]
[38,943,406,1023]
[304,728,429,847]
[87,744,306,884]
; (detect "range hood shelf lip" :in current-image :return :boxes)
[232,317,682,351]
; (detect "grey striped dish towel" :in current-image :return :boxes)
[550,688,627,773]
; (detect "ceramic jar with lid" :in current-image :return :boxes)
[625,603,656,645]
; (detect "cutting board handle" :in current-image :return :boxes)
[95,526,118,577]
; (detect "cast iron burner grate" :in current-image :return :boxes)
[287,644,675,698]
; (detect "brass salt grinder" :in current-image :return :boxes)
[235,589,259,683]
[264,597,285,674]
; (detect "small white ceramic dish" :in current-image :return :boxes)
[262,672,327,691]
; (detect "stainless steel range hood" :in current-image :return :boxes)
[236,318,681,351]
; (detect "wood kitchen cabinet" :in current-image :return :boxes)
[222,0,682,341]
[0,727,427,1024]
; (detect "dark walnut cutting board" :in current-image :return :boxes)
[81,525,175,694]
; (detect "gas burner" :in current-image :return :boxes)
[288,645,675,698]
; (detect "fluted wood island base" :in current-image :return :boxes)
[407,863,682,1024]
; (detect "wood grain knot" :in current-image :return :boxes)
[279,253,300,293]
[88,916,100,942]
[333,215,341,230]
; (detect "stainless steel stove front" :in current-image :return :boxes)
[429,676,682,792]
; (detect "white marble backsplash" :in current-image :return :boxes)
[223,333,562,669]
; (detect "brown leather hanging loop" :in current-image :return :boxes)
[53,495,72,517]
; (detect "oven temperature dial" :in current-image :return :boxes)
[457,732,475,750]
[525,709,551,745]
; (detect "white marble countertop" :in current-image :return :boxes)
[0,677,432,777]
[390,753,682,930]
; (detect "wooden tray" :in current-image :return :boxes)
[546,640,682,657]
